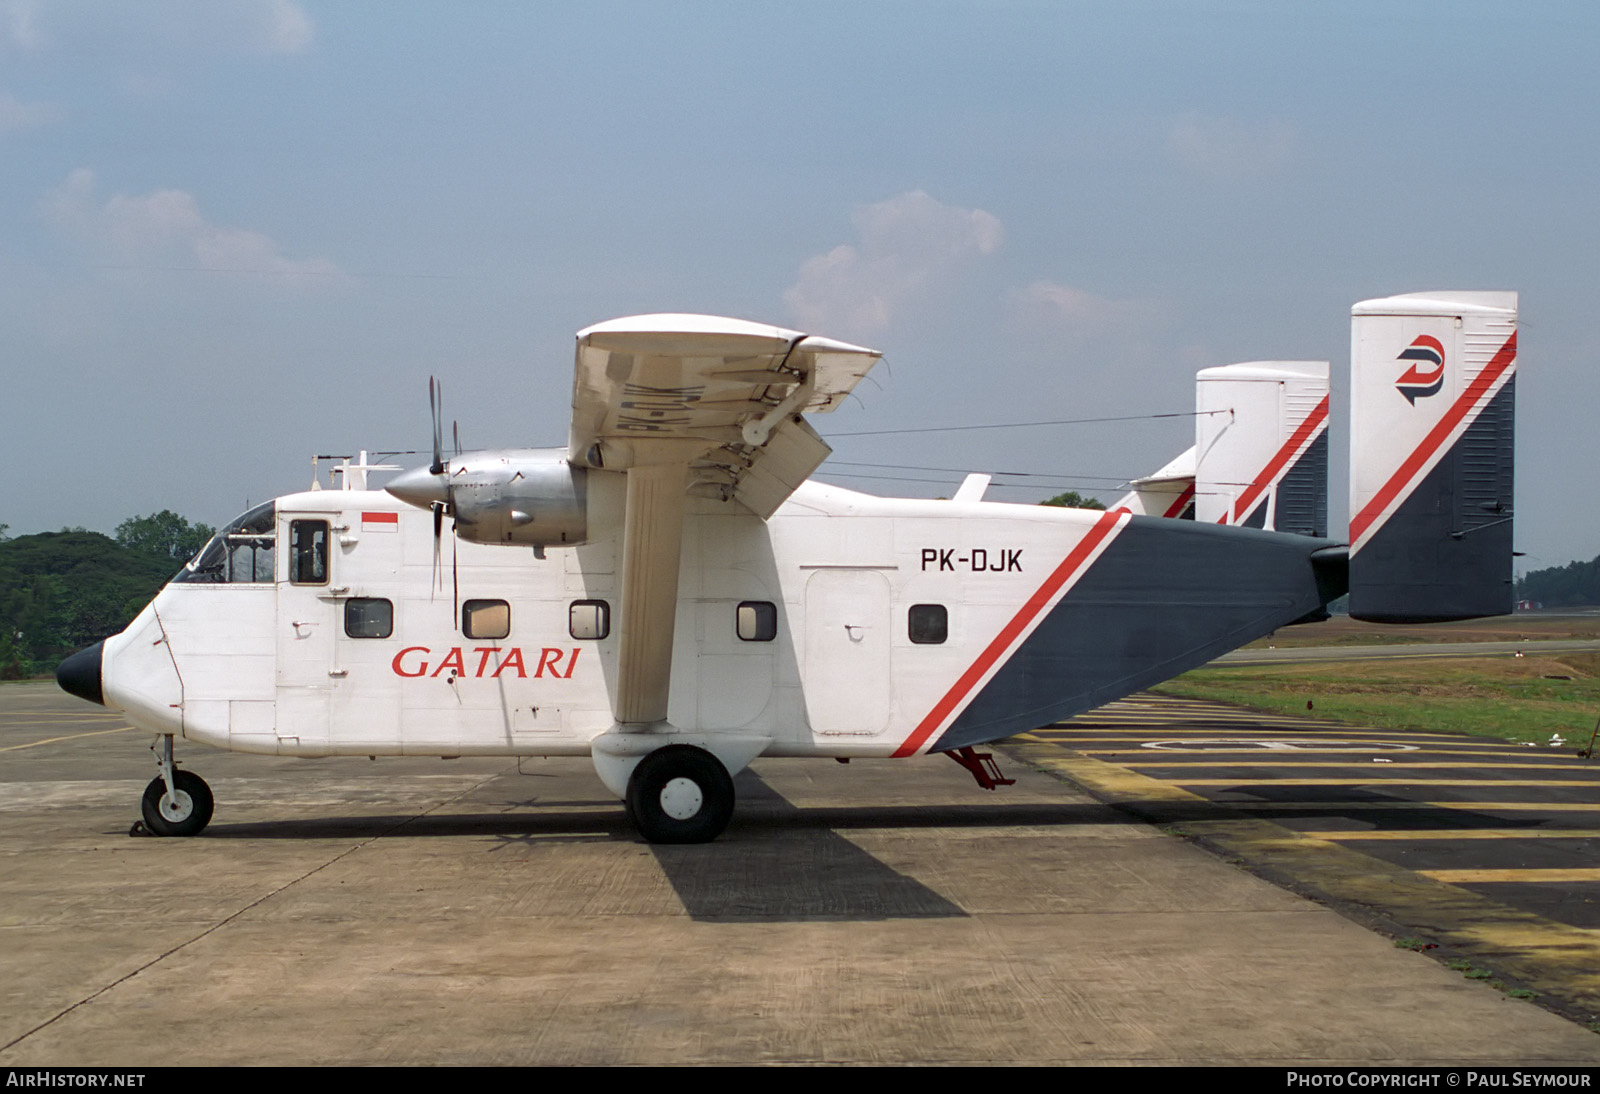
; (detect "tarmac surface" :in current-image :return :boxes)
[1013,694,1600,1024]
[2,680,1598,1066]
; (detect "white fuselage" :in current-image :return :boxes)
[101,478,1115,762]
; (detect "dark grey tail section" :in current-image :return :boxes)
[1273,429,1329,538]
[932,517,1345,752]
[1349,378,1515,622]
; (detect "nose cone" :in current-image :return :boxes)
[56,641,105,706]
[386,465,449,509]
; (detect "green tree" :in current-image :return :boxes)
[1039,491,1107,511]
[115,510,216,563]
[0,530,180,674]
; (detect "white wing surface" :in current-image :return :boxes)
[569,314,880,518]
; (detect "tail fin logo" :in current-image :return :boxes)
[1395,335,1445,404]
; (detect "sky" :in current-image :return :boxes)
[3,0,1596,573]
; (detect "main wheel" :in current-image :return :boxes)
[625,745,735,844]
[140,770,214,837]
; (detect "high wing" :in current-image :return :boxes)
[569,313,880,519]
[567,315,880,734]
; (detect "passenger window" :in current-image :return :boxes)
[289,520,328,584]
[569,600,610,640]
[908,604,948,645]
[737,601,777,642]
[463,599,510,640]
[345,598,393,639]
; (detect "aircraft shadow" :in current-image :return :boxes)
[186,771,1158,922]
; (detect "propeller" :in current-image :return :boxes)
[386,377,473,630]
[429,377,445,475]
[419,378,450,600]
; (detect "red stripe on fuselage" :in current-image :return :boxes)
[892,508,1125,758]
[1219,395,1329,525]
[1350,332,1517,547]
[1162,482,1196,519]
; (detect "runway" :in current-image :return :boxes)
[1009,693,1600,1025]
[2,681,1596,1065]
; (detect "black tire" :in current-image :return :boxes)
[140,770,214,837]
[625,745,735,844]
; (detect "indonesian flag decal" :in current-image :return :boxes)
[1395,335,1445,405]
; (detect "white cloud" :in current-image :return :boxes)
[42,168,345,280]
[255,0,312,53]
[1011,280,1148,333]
[0,90,57,133]
[0,0,43,49]
[0,0,312,55]
[1168,113,1295,181]
[784,190,1003,339]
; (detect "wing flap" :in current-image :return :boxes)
[568,314,879,515]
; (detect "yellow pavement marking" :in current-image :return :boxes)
[1301,829,1600,841]
[0,726,140,752]
[0,714,124,725]
[1076,747,1543,757]
[1240,801,1600,813]
[1122,761,1590,771]
[1173,778,1600,788]
[1003,740,1600,1010]
[1421,869,1600,884]
[1027,730,1505,743]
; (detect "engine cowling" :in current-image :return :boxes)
[387,446,589,547]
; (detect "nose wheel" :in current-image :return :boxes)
[138,735,214,837]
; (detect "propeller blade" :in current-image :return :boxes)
[453,420,461,457]
[429,377,444,475]
[431,501,444,593]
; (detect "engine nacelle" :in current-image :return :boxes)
[447,447,589,547]
[388,447,589,547]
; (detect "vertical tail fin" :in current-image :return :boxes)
[1348,291,1517,622]
[1194,362,1330,535]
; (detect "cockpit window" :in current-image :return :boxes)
[173,502,276,584]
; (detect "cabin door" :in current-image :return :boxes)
[803,569,892,737]
[275,513,336,747]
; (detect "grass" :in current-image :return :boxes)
[1242,612,1600,649]
[1155,653,1600,746]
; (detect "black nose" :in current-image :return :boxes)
[56,641,105,706]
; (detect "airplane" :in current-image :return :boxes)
[55,291,1519,843]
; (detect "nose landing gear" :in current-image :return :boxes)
[137,735,214,837]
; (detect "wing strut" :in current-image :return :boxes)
[613,462,689,726]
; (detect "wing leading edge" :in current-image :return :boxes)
[569,313,880,519]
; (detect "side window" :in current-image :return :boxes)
[569,599,610,641]
[908,603,948,645]
[289,520,329,585]
[737,601,777,642]
[345,598,393,639]
[463,599,510,640]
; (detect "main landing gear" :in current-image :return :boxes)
[624,744,735,844]
[137,735,214,837]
